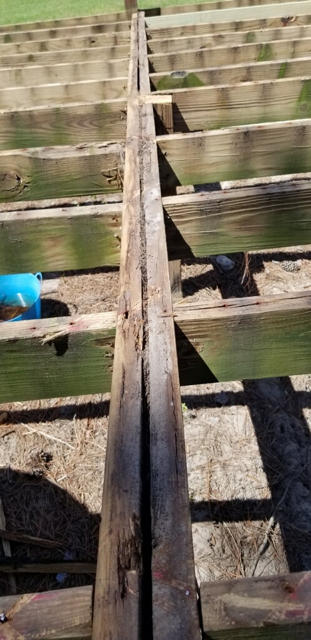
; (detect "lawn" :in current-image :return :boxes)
[0,0,210,25]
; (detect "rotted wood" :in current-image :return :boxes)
[92,14,144,640]
[0,99,127,150]
[175,291,311,385]
[139,12,201,640]
[0,77,128,110]
[0,141,124,202]
[0,586,92,639]
[201,570,311,639]
[0,202,122,273]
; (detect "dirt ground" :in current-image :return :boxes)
[0,246,310,595]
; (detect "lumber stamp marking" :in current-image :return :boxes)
[139,12,200,640]
[92,14,144,640]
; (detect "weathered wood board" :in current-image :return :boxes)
[0,142,124,202]
[164,178,311,256]
[0,32,131,55]
[201,571,311,639]
[0,20,131,44]
[0,77,128,110]
[0,43,130,67]
[0,202,122,272]
[0,99,127,150]
[175,292,311,385]
[0,12,129,32]
[157,120,311,191]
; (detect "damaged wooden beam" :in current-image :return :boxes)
[0,141,124,202]
[138,12,201,640]
[0,99,127,150]
[157,119,311,192]
[201,570,311,639]
[0,202,122,272]
[175,291,311,385]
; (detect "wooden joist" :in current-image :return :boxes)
[0,141,124,202]
[158,0,306,15]
[154,77,311,132]
[157,120,311,192]
[0,99,127,150]
[0,11,129,32]
[149,38,311,73]
[0,42,130,67]
[148,23,311,54]
[145,0,311,28]
[0,20,131,45]
[0,586,92,639]
[0,202,122,272]
[138,12,200,640]
[164,176,311,257]
[0,32,130,56]
[0,77,128,109]
[176,291,311,385]
[147,12,311,40]
[0,58,129,89]
[201,571,311,639]
[92,14,144,640]
[151,56,311,90]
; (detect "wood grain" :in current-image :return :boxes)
[0,202,122,272]
[157,120,311,192]
[0,141,124,202]
[0,43,130,67]
[201,570,311,639]
[0,313,115,402]
[149,37,311,73]
[139,12,201,640]
[163,178,311,256]
[0,20,131,45]
[0,32,130,55]
[0,99,127,150]
[175,292,311,384]
[92,14,144,640]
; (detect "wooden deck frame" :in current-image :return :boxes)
[0,2,311,638]
[0,42,130,67]
[0,20,132,45]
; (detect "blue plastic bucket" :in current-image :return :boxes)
[0,273,42,322]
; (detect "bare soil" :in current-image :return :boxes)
[0,247,310,595]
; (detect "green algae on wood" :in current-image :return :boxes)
[295,79,311,118]
[257,42,273,62]
[155,71,205,91]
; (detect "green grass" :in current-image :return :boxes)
[0,0,211,25]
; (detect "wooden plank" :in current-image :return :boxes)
[0,12,129,32]
[160,0,307,15]
[0,58,129,89]
[0,77,128,110]
[201,571,311,639]
[164,177,311,257]
[151,56,311,90]
[147,12,311,39]
[0,586,92,639]
[0,313,115,402]
[157,120,311,192]
[92,14,144,640]
[0,561,96,573]
[0,141,124,202]
[148,23,311,53]
[0,20,131,44]
[146,1,311,29]
[169,259,182,299]
[0,202,122,273]
[0,33,130,55]
[138,12,201,640]
[0,99,127,150]
[149,38,311,73]
[175,291,311,385]
[154,77,311,132]
[125,0,137,17]
[0,191,122,213]
[0,42,130,66]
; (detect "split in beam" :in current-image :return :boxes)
[154,77,311,132]
[148,38,311,73]
[0,141,124,202]
[157,119,311,192]
[0,99,127,150]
